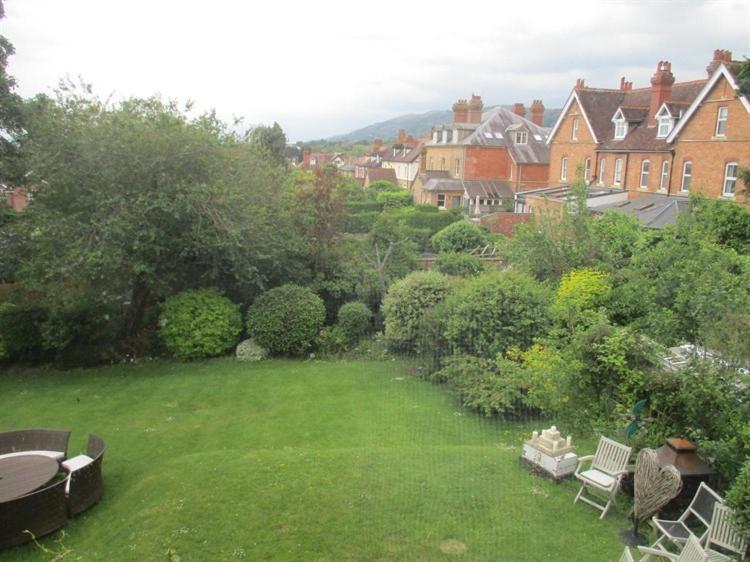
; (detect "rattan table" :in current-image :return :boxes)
[0,455,59,502]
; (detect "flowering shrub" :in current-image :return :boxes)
[235,338,268,362]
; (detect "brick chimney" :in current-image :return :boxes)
[512,103,526,118]
[453,98,469,123]
[302,148,311,168]
[619,76,633,91]
[575,78,586,89]
[371,138,383,153]
[397,129,407,144]
[706,49,733,77]
[467,94,484,123]
[530,100,544,126]
[649,61,675,126]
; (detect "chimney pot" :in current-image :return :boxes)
[649,59,675,126]
[512,103,526,117]
[530,99,545,126]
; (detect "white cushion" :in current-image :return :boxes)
[62,454,94,472]
[0,450,65,461]
[580,469,615,489]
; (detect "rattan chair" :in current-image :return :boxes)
[64,434,105,517]
[0,477,68,549]
[0,429,70,461]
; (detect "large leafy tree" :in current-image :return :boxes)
[0,0,26,185]
[13,84,297,339]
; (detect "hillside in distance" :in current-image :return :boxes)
[326,106,562,142]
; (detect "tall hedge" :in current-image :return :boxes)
[382,271,452,353]
[159,288,242,360]
[247,284,325,356]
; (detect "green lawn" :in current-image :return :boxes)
[1,359,630,561]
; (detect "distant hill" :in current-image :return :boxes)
[326,106,562,143]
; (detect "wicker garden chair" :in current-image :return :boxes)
[703,503,747,561]
[63,434,106,517]
[574,436,632,519]
[637,533,709,562]
[645,481,723,557]
[0,477,68,549]
[0,429,70,461]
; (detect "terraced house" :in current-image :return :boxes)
[546,49,750,207]
[412,95,550,215]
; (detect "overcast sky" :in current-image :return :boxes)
[4,0,749,141]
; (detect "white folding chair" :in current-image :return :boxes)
[638,533,709,562]
[574,436,632,518]
[703,503,747,561]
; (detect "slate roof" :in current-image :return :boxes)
[429,107,550,165]
[381,144,422,163]
[420,172,513,198]
[574,80,706,152]
[590,193,690,229]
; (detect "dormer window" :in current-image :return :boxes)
[515,131,528,144]
[432,131,438,143]
[442,130,448,143]
[452,129,458,143]
[612,109,627,139]
[656,105,673,138]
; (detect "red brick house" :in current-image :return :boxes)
[413,95,551,215]
[546,50,749,207]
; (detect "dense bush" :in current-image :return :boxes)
[443,271,551,358]
[337,302,372,343]
[0,301,49,363]
[159,288,242,361]
[377,190,412,210]
[344,211,380,233]
[235,338,268,362]
[316,325,349,356]
[434,252,487,277]
[382,271,452,353]
[431,221,492,253]
[552,267,612,329]
[367,180,401,194]
[248,284,325,356]
[727,457,750,540]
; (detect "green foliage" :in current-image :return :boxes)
[382,271,452,353]
[435,354,527,418]
[316,325,349,356]
[0,5,25,186]
[443,270,551,358]
[344,211,380,233]
[235,338,268,362]
[431,221,491,253]
[248,284,326,356]
[510,343,577,417]
[727,457,750,540]
[737,57,750,97]
[248,122,287,164]
[366,180,401,194]
[434,252,487,277]
[376,190,412,210]
[0,301,49,362]
[553,267,612,329]
[685,197,750,254]
[336,302,372,343]
[159,288,242,361]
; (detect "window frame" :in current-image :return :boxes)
[639,159,650,189]
[680,161,692,192]
[584,158,591,182]
[561,157,568,181]
[598,158,606,186]
[614,158,623,185]
[723,162,738,197]
[614,118,627,139]
[515,131,528,145]
[657,116,672,138]
[437,194,446,208]
[572,118,579,141]
[454,158,460,176]
[659,160,670,191]
[715,106,728,137]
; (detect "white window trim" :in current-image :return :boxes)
[614,158,623,185]
[659,161,670,191]
[639,160,650,189]
[437,194,446,209]
[612,109,627,139]
[572,118,579,141]
[441,130,448,143]
[723,162,738,197]
[561,158,568,181]
[515,131,528,145]
[680,161,692,192]
[657,117,672,138]
[584,158,591,182]
[598,158,606,186]
[715,106,728,137]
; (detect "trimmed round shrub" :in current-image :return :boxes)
[431,221,492,253]
[443,270,551,358]
[235,338,268,362]
[247,284,325,356]
[337,302,372,343]
[435,252,488,277]
[382,271,453,353]
[376,190,412,210]
[159,288,242,361]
